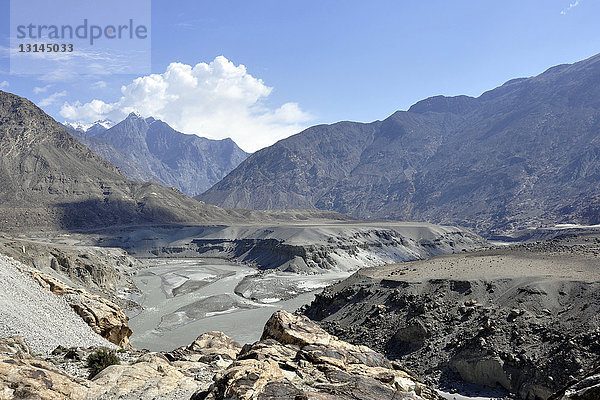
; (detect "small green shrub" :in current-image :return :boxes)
[86,348,120,379]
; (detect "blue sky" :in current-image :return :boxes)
[1,0,599,151]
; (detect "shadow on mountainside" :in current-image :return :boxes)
[55,198,188,231]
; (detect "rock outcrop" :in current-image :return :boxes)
[0,236,138,308]
[90,353,208,400]
[28,270,132,348]
[0,355,93,400]
[0,337,218,400]
[0,311,437,399]
[165,332,242,366]
[195,310,442,400]
[549,366,600,400]
[0,337,93,400]
[0,336,30,356]
[0,255,113,354]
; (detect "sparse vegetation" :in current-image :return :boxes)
[86,348,120,379]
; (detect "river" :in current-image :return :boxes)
[128,258,322,351]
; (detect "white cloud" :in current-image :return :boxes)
[33,84,52,94]
[92,80,107,89]
[0,81,8,89]
[60,56,312,151]
[39,90,67,107]
[561,0,580,14]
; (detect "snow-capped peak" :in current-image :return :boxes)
[91,119,115,129]
[63,119,115,134]
[62,121,92,132]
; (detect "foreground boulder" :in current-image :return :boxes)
[0,351,209,400]
[0,312,439,400]
[165,331,242,367]
[28,270,132,347]
[0,335,225,399]
[0,337,93,400]
[195,310,442,400]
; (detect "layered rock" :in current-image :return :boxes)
[106,223,484,279]
[165,331,242,366]
[0,311,438,399]
[0,236,140,313]
[28,270,132,348]
[195,310,441,400]
[0,337,93,400]
[90,353,207,399]
[0,355,94,400]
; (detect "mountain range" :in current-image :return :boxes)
[0,90,341,231]
[62,114,249,197]
[198,53,600,235]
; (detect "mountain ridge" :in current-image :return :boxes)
[62,113,249,196]
[198,53,600,235]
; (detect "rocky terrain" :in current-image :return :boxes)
[0,255,114,354]
[199,53,600,236]
[0,311,442,400]
[0,235,138,307]
[303,230,600,399]
[549,365,600,400]
[29,270,132,348]
[196,310,442,400]
[2,65,598,400]
[63,114,249,197]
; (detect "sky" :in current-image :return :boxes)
[1,0,599,152]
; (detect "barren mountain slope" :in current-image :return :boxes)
[199,53,600,235]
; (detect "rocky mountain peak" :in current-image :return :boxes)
[407,94,478,114]
[63,112,249,197]
[126,111,144,119]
